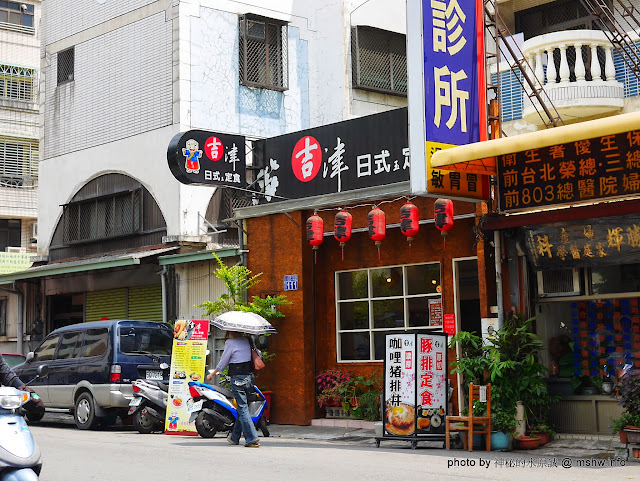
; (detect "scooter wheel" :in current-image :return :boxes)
[195,411,217,438]
[134,407,160,434]
[258,414,270,437]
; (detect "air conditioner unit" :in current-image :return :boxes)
[30,222,37,244]
[537,268,581,297]
[6,246,26,253]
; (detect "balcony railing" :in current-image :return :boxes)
[520,30,624,124]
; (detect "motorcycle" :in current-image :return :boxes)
[128,362,170,434]
[0,364,48,481]
[187,375,269,439]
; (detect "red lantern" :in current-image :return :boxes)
[334,210,352,260]
[400,202,419,250]
[306,213,323,264]
[368,207,386,260]
[434,198,454,249]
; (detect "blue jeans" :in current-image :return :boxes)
[229,374,259,445]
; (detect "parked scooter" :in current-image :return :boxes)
[128,362,170,434]
[187,375,269,439]
[0,364,48,481]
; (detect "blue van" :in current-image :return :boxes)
[14,320,172,429]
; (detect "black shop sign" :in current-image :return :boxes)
[254,108,409,203]
[498,130,640,212]
[167,130,246,187]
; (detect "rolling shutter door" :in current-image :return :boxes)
[127,285,162,322]
[85,289,127,322]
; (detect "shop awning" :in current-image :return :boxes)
[158,247,239,265]
[0,246,179,284]
[431,111,640,171]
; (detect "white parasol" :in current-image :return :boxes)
[211,311,277,335]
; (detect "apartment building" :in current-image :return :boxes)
[0,1,39,349]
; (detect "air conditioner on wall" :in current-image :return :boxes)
[537,268,581,297]
[30,222,37,244]
[5,246,26,254]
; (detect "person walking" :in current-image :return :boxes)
[206,331,260,447]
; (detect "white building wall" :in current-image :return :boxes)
[39,0,410,254]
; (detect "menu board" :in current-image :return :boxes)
[416,334,447,435]
[383,332,448,438]
[165,320,210,435]
[384,334,415,436]
[428,298,443,326]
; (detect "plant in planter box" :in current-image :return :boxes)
[610,368,640,442]
[338,372,382,419]
[359,389,382,421]
[316,369,352,408]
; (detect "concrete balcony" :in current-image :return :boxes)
[521,30,624,125]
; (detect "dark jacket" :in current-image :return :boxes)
[0,354,24,388]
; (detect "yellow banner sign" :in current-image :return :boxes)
[426,141,490,200]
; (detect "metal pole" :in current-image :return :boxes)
[161,266,168,324]
[494,230,504,329]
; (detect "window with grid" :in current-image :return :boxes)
[0,64,35,102]
[351,26,407,96]
[0,219,21,251]
[336,263,441,362]
[63,190,142,244]
[239,15,288,91]
[0,137,38,187]
[57,47,74,85]
[0,1,34,34]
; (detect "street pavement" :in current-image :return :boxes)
[29,413,638,481]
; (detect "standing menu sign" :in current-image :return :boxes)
[164,320,210,435]
[383,333,448,438]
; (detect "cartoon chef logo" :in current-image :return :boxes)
[182,139,202,174]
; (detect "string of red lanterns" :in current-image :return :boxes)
[305,213,323,264]
[399,201,419,252]
[434,198,454,250]
[334,209,352,261]
[368,207,386,260]
[305,198,454,260]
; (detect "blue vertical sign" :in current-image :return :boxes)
[424,0,486,146]
[407,0,489,199]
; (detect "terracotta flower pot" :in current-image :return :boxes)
[516,435,540,450]
[531,430,550,445]
[619,430,629,444]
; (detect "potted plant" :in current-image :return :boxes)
[530,424,554,445]
[491,406,518,451]
[610,368,640,443]
[316,369,351,409]
[515,433,540,450]
[610,412,640,443]
[197,253,291,423]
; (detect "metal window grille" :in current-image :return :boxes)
[57,47,75,85]
[351,26,407,96]
[0,1,34,34]
[239,15,288,91]
[63,190,142,244]
[0,64,35,102]
[0,136,38,188]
